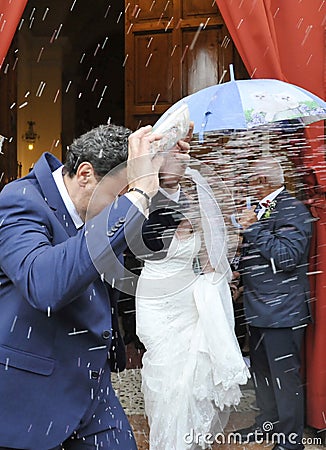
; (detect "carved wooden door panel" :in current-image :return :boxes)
[125,0,247,130]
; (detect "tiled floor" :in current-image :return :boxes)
[112,343,324,450]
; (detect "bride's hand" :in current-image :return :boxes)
[159,122,193,192]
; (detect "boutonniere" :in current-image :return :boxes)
[261,199,277,219]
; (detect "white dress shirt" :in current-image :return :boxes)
[256,186,285,220]
[52,165,84,229]
[158,185,181,202]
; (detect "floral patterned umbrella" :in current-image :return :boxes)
[156,65,326,135]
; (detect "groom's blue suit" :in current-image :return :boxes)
[0,153,164,449]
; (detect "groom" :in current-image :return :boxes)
[0,122,192,450]
[237,157,312,450]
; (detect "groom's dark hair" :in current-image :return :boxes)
[63,124,133,179]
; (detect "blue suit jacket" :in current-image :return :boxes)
[240,189,313,328]
[0,153,150,448]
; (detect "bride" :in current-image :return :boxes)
[136,167,250,450]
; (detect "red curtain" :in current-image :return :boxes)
[215,0,326,430]
[0,0,28,69]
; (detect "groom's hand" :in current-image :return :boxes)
[127,125,164,196]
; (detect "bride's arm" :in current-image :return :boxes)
[196,229,234,286]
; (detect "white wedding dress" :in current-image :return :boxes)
[136,232,250,450]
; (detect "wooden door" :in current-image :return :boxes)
[125,0,248,130]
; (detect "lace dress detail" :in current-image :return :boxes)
[136,233,250,450]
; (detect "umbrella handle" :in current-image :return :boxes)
[229,64,235,81]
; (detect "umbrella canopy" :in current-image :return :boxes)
[156,66,326,136]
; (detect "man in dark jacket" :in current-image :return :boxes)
[237,157,312,450]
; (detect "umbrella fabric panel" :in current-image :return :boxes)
[204,80,247,132]
[236,79,326,128]
[156,78,326,134]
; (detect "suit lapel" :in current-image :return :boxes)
[274,188,286,204]
[33,153,78,237]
